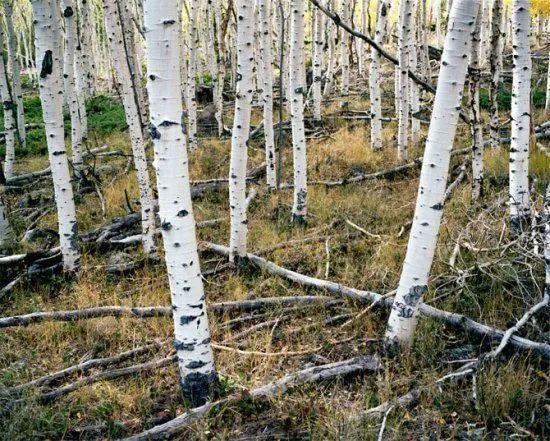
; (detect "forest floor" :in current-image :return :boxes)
[0,81,549,440]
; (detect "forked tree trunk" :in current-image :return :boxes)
[229,0,255,261]
[103,0,157,256]
[369,0,389,151]
[2,0,26,149]
[143,0,217,407]
[397,0,413,161]
[187,0,199,150]
[0,30,16,179]
[31,0,81,272]
[469,12,483,200]
[509,0,531,234]
[61,0,86,169]
[385,0,480,350]
[290,0,307,223]
[312,5,323,121]
[488,0,503,149]
[258,0,276,189]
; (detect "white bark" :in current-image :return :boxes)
[545,51,550,112]
[409,5,420,145]
[290,0,307,223]
[103,0,157,256]
[143,0,216,406]
[229,0,255,261]
[358,0,367,76]
[2,0,26,149]
[212,0,224,137]
[0,187,9,248]
[509,0,531,233]
[469,12,483,200]
[31,0,81,272]
[0,30,15,179]
[339,0,350,108]
[489,0,503,149]
[369,0,389,151]
[312,5,323,121]
[187,0,198,150]
[78,0,95,95]
[397,0,413,161]
[385,0,480,349]
[61,0,86,168]
[258,0,276,189]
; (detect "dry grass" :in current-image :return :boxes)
[0,93,548,440]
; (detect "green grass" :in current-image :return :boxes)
[0,94,127,157]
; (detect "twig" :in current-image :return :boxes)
[377,405,394,441]
[211,343,319,357]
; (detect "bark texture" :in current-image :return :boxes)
[144,0,217,406]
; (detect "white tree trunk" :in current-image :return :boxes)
[509,0,531,233]
[0,186,9,249]
[369,0,389,151]
[469,12,483,201]
[385,0,480,350]
[312,5,323,121]
[489,0,503,149]
[0,30,16,179]
[290,0,307,223]
[397,0,413,161]
[103,0,157,256]
[78,0,95,95]
[61,0,86,168]
[258,0,276,189]
[409,6,420,145]
[229,0,255,261]
[358,0,367,76]
[545,51,550,112]
[2,0,26,149]
[339,0,350,108]
[31,0,81,272]
[187,0,198,150]
[213,0,225,137]
[143,0,216,406]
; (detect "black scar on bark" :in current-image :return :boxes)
[40,51,54,79]
[174,339,195,351]
[63,6,74,17]
[149,125,161,139]
[160,120,178,127]
[177,209,189,217]
[403,285,427,308]
[186,360,207,369]
[179,370,218,407]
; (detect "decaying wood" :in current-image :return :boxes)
[121,356,382,441]
[203,243,550,359]
[0,296,336,328]
[5,341,164,394]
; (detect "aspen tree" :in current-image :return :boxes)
[469,11,483,200]
[61,0,86,169]
[397,0,413,161]
[369,0,389,151]
[228,0,255,261]
[290,0,307,223]
[0,161,9,248]
[489,0,504,148]
[358,0,367,76]
[339,0,350,108]
[545,51,550,113]
[214,0,225,135]
[258,0,277,189]
[2,0,26,149]
[187,0,199,150]
[78,0,95,95]
[143,0,217,406]
[385,0,480,350]
[312,5,323,121]
[103,0,157,256]
[31,0,81,272]
[409,4,420,145]
[509,0,532,233]
[0,29,15,179]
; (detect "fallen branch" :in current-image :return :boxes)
[203,243,550,359]
[5,341,164,394]
[121,356,382,440]
[0,296,336,328]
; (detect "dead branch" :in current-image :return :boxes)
[203,242,550,359]
[121,356,382,441]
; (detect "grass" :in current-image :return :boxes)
[0,76,549,439]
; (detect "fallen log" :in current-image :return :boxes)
[203,243,550,359]
[121,355,382,441]
[5,341,164,394]
[0,296,336,328]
